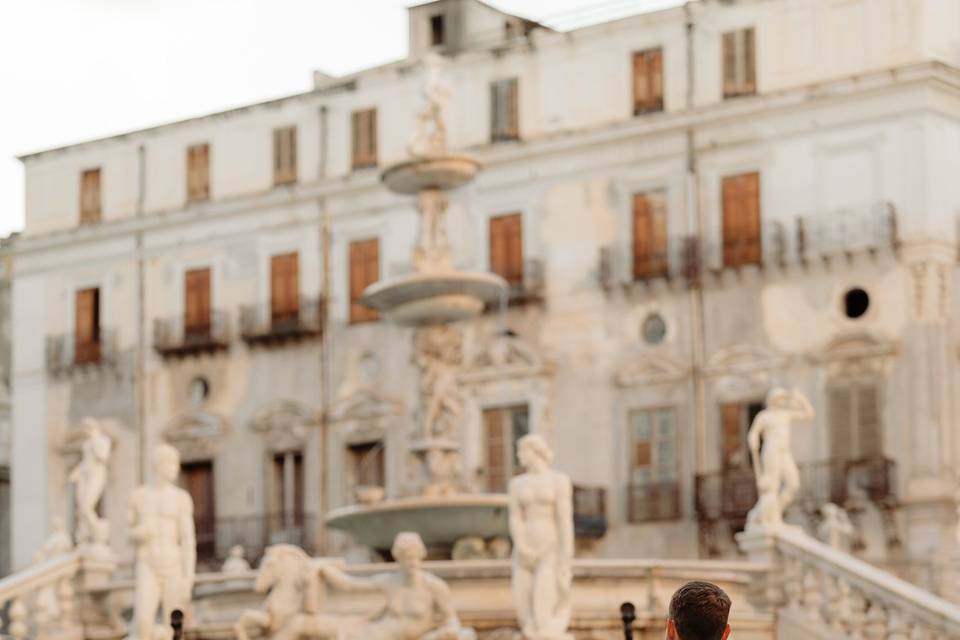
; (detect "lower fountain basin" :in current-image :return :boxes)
[381,155,481,194]
[361,271,507,326]
[325,494,509,558]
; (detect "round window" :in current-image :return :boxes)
[641,313,667,345]
[188,376,210,406]
[843,288,870,319]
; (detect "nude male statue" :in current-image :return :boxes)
[746,387,814,529]
[127,444,196,639]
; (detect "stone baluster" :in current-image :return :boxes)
[885,608,910,640]
[863,600,888,639]
[802,564,823,622]
[824,573,849,632]
[58,575,77,632]
[34,585,54,636]
[9,597,28,640]
[783,555,803,609]
[908,623,931,640]
[844,587,867,639]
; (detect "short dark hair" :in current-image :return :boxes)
[668,581,731,640]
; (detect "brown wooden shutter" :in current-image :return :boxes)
[293,453,304,521]
[187,144,210,202]
[856,384,882,458]
[633,49,664,115]
[828,387,854,461]
[484,409,506,492]
[743,28,756,95]
[491,79,519,141]
[74,288,100,364]
[722,172,761,268]
[351,109,377,169]
[721,403,744,469]
[181,461,215,557]
[349,239,380,323]
[489,213,523,286]
[270,253,299,324]
[722,32,737,98]
[184,268,211,337]
[351,442,385,488]
[80,169,101,224]
[632,192,668,279]
[273,127,297,185]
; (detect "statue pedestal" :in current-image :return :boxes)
[77,547,124,639]
[735,528,785,610]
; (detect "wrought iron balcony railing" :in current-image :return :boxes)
[572,485,607,538]
[797,201,898,261]
[193,512,315,566]
[45,329,119,376]
[240,296,324,345]
[627,480,682,523]
[153,310,231,357]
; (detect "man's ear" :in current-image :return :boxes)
[665,619,678,640]
[721,623,731,640]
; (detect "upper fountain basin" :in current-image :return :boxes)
[381,155,481,194]
[361,271,507,326]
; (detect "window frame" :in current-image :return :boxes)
[482,404,530,493]
[272,126,298,186]
[488,212,524,287]
[722,27,756,99]
[720,171,762,269]
[79,167,102,225]
[351,108,378,170]
[632,47,664,115]
[186,143,211,203]
[348,237,381,324]
[490,77,520,142]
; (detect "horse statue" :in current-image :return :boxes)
[234,544,338,640]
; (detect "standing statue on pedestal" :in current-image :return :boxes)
[69,418,112,548]
[407,53,449,159]
[127,444,196,640]
[745,387,814,531]
[508,435,573,640]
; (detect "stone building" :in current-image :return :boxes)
[8,0,960,591]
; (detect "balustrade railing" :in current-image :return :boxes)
[239,296,324,344]
[627,480,682,523]
[193,513,316,567]
[154,310,231,357]
[0,553,81,640]
[45,330,119,375]
[572,485,607,538]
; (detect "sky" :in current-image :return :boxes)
[0,0,683,237]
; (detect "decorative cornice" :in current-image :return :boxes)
[613,352,689,387]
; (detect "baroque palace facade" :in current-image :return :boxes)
[8,0,960,589]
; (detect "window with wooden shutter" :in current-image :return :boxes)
[632,190,668,279]
[722,28,756,99]
[348,441,385,489]
[273,126,298,185]
[271,451,305,528]
[184,268,212,339]
[349,239,380,323]
[351,109,378,170]
[721,172,762,268]
[720,400,764,469]
[74,287,101,364]
[489,213,524,286]
[828,382,883,460]
[180,460,216,560]
[483,405,529,493]
[632,48,664,115]
[80,168,101,224]
[270,253,300,327]
[186,143,210,202]
[490,78,519,142]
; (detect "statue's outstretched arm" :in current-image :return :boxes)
[791,390,815,421]
[319,564,387,593]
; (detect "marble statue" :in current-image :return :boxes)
[745,387,814,531]
[127,444,196,640]
[222,545,251,574]
[413,189,452,273]
[34,517,73,563]
[508,435,574,640]
[320,531,475,640]
[407,53,450,158]
[818,503,855,550]
[234,544,339,640]
[68,418,112,547]
[415,326,463,442]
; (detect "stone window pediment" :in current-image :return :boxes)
[703,343,789,377]
[613,352,688,387]
[330,389,404,424]
[808,331,898,378]
[164,411,229,460]
[251,400,317,452]
[460,332,551,384]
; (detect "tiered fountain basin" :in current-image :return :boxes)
[361,271,507,326]
[381,154,481,194]
[325,494,509,557]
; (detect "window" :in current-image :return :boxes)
[489,213,524,287]
[74,287,101,365]
[80,168,101,224]
[184,268,212,340]
[349,239,380,323]
[721,172,762,268]
[273,126,298,185]
[180,460,215,560]
[483,404,529,493]
[270,253,300,328]
[351,109,378,170]
[627,407,679,521]
[632,190,668,279]
[632,48,664,115]
[720,400,764,470]
[186,143,210,202]
[430,14,446,46]
[828,383,882,461]
[271,451,305,531]
[490,78,519,142]
[348,441,385,489]
[722,28,756,98]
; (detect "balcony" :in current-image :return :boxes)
[797,201,898,263]
[240,296,324,346]
[572,485,607,538]
[598,236,700,291]
[627,480,682,523]
[194,512,315,566]
[46,330,119,376]
[153,311,231,358]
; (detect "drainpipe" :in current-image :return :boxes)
[684,2,708,475]
[317,105,331,554]
[136,144,148,483]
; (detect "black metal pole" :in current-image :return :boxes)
[620,601,636,640]
[170,609,184,640]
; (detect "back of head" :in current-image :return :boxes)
[668,581,731,640]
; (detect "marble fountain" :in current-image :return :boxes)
[324,55,510,559]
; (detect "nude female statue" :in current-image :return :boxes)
[746,387,814,529]
[68,418,112,546]
[508,434,573,640]
[319,531,473,640]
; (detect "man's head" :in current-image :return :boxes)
[152,444,181,484]
[666,581,731,640]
